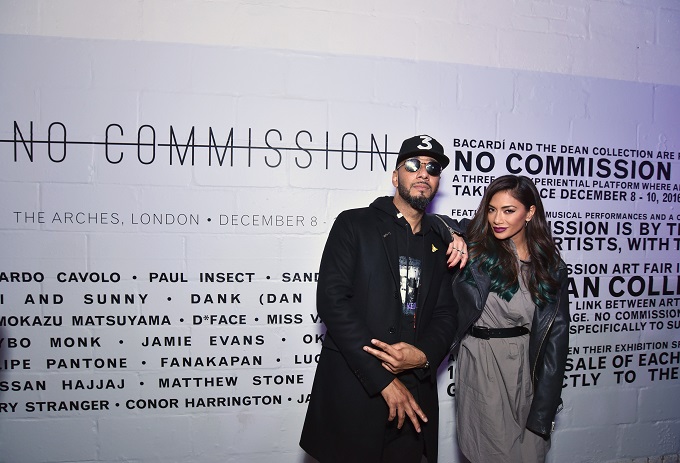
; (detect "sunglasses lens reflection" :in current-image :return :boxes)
[403,158,442,176]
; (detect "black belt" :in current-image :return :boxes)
[470,326,529,340]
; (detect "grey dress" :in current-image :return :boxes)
[456,261,550,463]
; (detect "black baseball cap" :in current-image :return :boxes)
[396,135,450,169]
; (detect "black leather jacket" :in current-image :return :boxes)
[432,214,569,437]
[450,259,570,437]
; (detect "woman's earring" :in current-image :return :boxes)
[525,220,529,228]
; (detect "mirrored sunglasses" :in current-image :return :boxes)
[397,158,443,177]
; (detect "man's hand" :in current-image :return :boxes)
[380,378,428,432]
[363,339,427,374]
[446,233,468,268]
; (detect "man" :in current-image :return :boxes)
[300,135,467,463]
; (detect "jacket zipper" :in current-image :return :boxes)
[532,293,559,383]
[411,225,426,332]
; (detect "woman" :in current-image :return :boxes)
[441,175,569,463]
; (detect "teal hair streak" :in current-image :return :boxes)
[535,279,556,307]
[483,258,520,302]
[464,240,558,307]
[462,243,520,303]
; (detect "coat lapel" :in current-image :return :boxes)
[376,220,400,288]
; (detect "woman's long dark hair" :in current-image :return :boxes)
[465,175,561,306]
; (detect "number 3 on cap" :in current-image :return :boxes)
[417,135,433,151]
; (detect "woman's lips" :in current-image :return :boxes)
[493,227,507,233]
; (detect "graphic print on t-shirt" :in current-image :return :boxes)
[399,256,422,317]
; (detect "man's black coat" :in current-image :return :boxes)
[300,196,459,463]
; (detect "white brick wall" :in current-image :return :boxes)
[0,2,679,463]
[0,0,678,85]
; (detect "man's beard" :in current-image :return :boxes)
[398,180,437,211]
